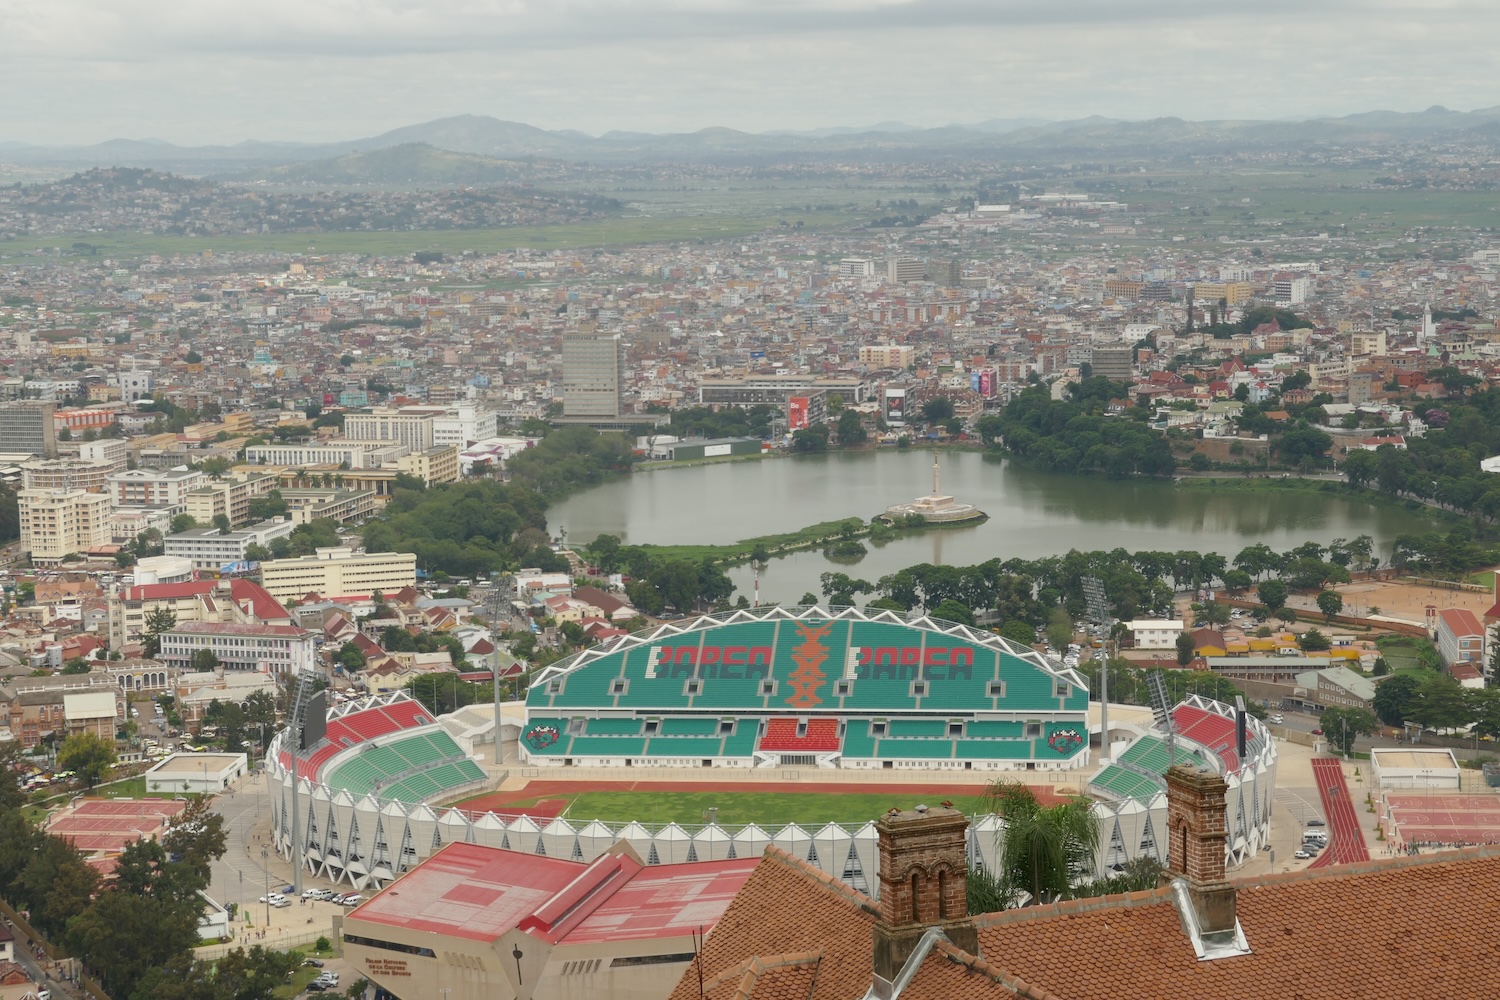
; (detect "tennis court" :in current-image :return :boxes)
[46,798,187,853]
[1384,792,1500,848]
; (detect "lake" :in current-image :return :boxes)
[548,450,1433,604]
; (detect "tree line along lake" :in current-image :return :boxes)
[548,449,1436,605]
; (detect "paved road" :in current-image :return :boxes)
[210,769,283,917]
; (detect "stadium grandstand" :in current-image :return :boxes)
[1085,695,1278,868]
[266,691,489,886]
[268,690,1268,894]
[521,606,1091,772]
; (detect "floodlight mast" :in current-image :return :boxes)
[1146,669,1177,768]
[1083,577,1111,765]
[284,667,321,897]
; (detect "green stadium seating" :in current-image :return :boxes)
[569,736,647,757]
[643,736,723,757]
[718,725,759,758]
[965,721,1024,738]
[547,659,625,708]
[529,618,1088,732]
[889,719,947,737]
[659,718,719,736]
[840,721,877,758]
[1090,765,1163,800]
[586,719,644,736]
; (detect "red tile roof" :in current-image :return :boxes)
[1438,607,1484,637]
[673,841,1500,999]
[667,847,879,1000]
[347,842,754,949]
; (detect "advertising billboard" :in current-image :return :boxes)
[979,370,994,397]
[788,396,810,431]
[883,387,907,426]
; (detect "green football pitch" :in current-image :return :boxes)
[491,790,991,827]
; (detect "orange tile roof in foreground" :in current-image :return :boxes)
[679,845,1500,1000]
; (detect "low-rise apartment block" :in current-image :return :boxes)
[164,518,297,571]
[158,621,317,678]
[108,466,206,507]
[184,474,279,527]
[257,546,418,603]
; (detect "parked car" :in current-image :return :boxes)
[1268,713,1284,724]
[314,890,337,901]
[1294,849,1311,860]
[1306,819,1326,827]
[340,895,362,907]
[302,889,321,899]
[1311,728,1323,736]
[303,959,325,968]
[306,981,330,992]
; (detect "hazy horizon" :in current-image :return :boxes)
[6,0,1500,147]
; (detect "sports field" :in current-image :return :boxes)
[454,780,1042,826]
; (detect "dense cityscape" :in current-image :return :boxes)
[4,76,1500,1000]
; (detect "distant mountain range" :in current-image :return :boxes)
[6,106,1500,181]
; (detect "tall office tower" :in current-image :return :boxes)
[562,331,625,418]
[0,401,58,458]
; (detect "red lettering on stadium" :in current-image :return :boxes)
[855,647,974,681]
[656,645,773,680]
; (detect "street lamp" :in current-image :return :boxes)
[260,846,271,928]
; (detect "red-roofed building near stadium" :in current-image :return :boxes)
[107,577,292,650]
[1431,607,1487,677]
[157,621,317,678]
[342,841,757,1000]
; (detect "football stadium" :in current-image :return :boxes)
[1085,694,1278,867]
[267,609,1273,889]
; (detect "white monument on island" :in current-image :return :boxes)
[879,450,987,525]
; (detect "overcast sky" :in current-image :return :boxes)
[4,0,1498,146]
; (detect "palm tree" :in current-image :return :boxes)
[987,780,1101,905]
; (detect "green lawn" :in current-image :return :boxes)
[85,775,180,799]
[1466,570,1496,590]
[498,790,990,827]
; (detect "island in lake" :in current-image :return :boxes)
[877,451,987,527]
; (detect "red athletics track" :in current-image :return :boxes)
[1308,758,1370,868]
[453,780,1068,821]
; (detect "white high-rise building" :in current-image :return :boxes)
[344,409,436,451]
[18,489,112,566]
[562,331,625,418]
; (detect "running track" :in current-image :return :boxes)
[1308,758,1370,868]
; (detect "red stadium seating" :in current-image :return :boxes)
[758,717,841,753]
[339,709,405,742]
[288,697,437,779]
[381,700,433,730]
[1172,705,1240,773]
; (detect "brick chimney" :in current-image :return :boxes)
[872,804,978,989]
[1163,764,1237,937]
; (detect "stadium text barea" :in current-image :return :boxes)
[523,606,1090,771]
